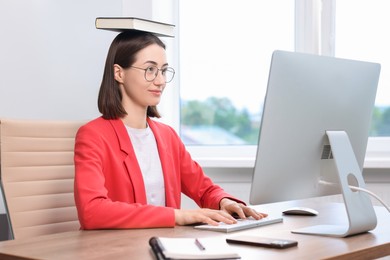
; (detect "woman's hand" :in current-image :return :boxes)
[174,208,238,226]
[174,199,268,226]
[219,198,268,220]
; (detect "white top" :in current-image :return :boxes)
[126,125,165,206]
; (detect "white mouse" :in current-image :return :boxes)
[282,207,319,216]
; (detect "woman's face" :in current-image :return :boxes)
[114,43,168,112]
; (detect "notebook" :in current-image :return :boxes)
[149,236,240,259]
[194,216,283,233]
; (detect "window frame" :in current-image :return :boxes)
[159,0,390,169]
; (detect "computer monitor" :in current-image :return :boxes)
[249,50,381,237]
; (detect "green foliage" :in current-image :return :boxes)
[181,100,214,126]
[181,97,260,143]
[370,106,390,136]
[370,107,382,136]
[181,97,390,144]
[382,108,390,135]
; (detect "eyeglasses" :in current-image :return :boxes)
[130,65,175,83]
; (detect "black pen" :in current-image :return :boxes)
[195,238,206,251]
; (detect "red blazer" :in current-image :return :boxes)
[74,117,241,229]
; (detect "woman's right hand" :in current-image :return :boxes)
[174,208,238,226]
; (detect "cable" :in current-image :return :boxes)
[349,185,390,213]
[319,180,390,213]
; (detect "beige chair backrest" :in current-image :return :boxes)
[0,118,84,239]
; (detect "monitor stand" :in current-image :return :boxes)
[291,130,377,237]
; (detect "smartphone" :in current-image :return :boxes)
[226,235,298,249]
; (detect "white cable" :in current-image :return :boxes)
[349,185,390,213]
[319,180,390,213]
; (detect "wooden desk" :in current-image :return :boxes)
[0,197,389,260]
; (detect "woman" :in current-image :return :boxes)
[74,30,267,229]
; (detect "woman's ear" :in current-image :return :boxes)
[113,64,124,83]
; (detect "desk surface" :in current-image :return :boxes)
[0,197,390,260]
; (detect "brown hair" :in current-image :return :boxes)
[98,30,166,119]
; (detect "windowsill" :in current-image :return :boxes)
[193,156,255,168]
[193,156,390,169]
[364,157,390,169]
[188,137,390,169]
[187,145,257,168]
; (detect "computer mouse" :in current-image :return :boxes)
[282,207,319,216]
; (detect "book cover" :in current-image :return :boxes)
[95,17,175,37]
[149,236,241,259]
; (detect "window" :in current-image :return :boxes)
[334,0,390,167]
[335,0,390,137]
[178,0,294,146]
[176,0,390,168]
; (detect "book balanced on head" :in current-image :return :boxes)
[149,236,241,259]
[95,17,175,37]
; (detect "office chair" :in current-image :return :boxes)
[0,118,84,239]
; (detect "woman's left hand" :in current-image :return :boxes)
[219,198,268,220]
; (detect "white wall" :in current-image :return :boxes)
[0,0,157,121]
[0,0,175,122]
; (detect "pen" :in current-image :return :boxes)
[195,238,206,251]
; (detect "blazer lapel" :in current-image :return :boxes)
[109,119,147,204]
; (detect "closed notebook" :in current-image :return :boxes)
[149,236,241,259]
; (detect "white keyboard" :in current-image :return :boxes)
[194,216,283,233]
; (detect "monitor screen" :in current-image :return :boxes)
[250,50,381,205]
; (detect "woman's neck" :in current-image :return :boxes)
[120,98,149,128]
[121,113,148,129]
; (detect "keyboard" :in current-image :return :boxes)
[194,216,283,233]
